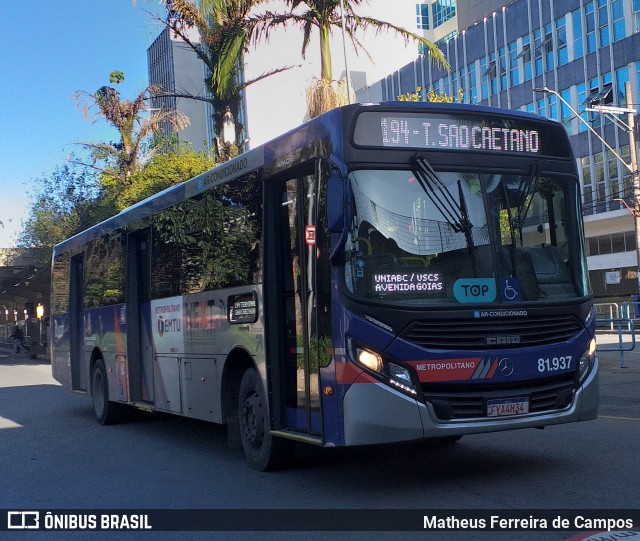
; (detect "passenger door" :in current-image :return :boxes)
[69,253,86,391]
[272,167,324,437]
[126,228,154,403]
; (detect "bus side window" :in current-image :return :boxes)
[52,252,71,314]
[151,208,182,298]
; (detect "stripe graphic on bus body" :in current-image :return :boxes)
[407,358,498,383]
[334,357,501,386]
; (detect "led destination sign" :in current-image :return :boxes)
[372,271,445,297]
[353,111,571,157]
[381,117,539,152]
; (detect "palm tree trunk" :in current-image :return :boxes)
[319,24,332,82]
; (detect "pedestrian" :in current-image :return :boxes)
[11,324,27,354]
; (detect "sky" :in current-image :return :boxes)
[0,1,167,247]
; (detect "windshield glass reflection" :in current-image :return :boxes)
[343,168,589,305]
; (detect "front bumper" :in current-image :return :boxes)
[342,356,599,446]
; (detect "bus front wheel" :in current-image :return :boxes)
[91,358,127,425]
[238,367,293,471]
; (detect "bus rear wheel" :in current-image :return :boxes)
[238,367,293,471]
[92,358,127,425]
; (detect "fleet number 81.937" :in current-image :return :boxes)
[538,356,572,372]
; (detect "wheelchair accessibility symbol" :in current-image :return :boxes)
[501,278,521,302]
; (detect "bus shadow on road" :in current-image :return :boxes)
[285,430,574,489]
[104,406,564,481]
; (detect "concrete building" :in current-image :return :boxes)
[147,26,213,151]
[357,0,640,301]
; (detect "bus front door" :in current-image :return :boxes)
[275,173,323,438]
[126,229,154,404]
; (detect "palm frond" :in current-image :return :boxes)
[238,65,300,92]
[249,11,313,46]
[346,14,450,71]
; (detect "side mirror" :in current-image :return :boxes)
[327,176,353,265]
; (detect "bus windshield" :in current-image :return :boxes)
[343,165,590,305]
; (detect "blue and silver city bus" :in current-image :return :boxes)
[51,102,598,470]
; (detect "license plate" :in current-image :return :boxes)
[487,397,529,417]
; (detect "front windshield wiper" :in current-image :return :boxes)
[413,156,475,250]
[501,163,543,287]
[513,162,540,234]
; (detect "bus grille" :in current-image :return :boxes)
[423,376,576,420]
[400,314,583,350]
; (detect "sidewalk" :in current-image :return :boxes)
[595,344,640,419]
[587,324,639,419]
[595,329,640,367]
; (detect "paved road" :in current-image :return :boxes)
[0,347,638,541]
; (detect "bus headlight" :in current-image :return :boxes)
[578,338,596,384]
[355,347,383,373]
[348,339,420,398]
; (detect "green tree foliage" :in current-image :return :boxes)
[109,70,125,84]
[75,71,190,187]
[17,159,114,264]
[397,86,464,103]
[18,148,216,264]
[116,147,216,210]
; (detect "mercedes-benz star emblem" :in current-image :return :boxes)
[498,357,514,376]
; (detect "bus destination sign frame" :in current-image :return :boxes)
[352,110,571,157]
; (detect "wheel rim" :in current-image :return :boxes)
[241,390,264,449]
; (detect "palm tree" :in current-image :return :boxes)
[160,0,294,160]
[75,71,189,188]
[251,0,450,117]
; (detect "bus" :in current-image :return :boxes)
[51,102,598,470]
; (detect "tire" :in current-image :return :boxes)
[91,358,127,425]
[238,367,294,471]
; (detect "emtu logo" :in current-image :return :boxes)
[453,278,497,303]
[157,315,181,337]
